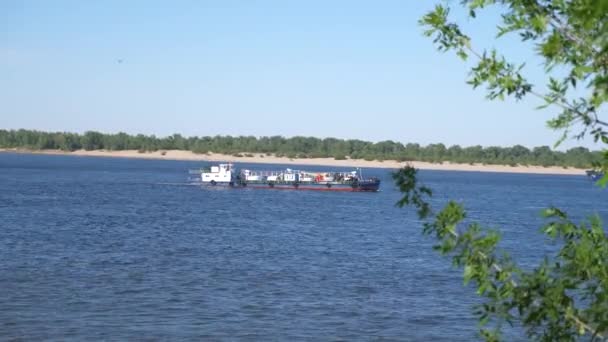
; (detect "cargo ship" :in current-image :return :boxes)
[194,163,380,192]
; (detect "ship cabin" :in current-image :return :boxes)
[201,163,235,184]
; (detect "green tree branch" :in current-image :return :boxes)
[398,1,608,339]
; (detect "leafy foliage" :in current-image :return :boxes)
[420,0,608,180]
[0,129,602,168]
[395,0,608,340]
[394,167,607,341]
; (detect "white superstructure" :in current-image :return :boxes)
[201,163,234,184]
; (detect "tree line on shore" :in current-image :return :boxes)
[0,129,601,168]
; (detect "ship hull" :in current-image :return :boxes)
[202,180,380,192]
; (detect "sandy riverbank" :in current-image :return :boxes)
[0,148,586,175]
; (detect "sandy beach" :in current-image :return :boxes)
[0,148,587,175]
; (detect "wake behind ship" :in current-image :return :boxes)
[193,163,380,192]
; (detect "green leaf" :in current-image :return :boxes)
[464,265,474,284]
[457,50,468,61]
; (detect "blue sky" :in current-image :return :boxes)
[0,1,600,149]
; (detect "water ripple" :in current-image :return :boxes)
[1,153,606,340]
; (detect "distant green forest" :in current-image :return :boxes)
[0,129,601,168]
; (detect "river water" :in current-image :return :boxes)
[1,152,606,340]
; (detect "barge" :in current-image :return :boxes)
[194,163,380,192]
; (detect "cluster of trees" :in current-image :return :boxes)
[0,129,601,168]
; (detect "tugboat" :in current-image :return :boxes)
[195,163,380,192]
[199,163,237,186]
